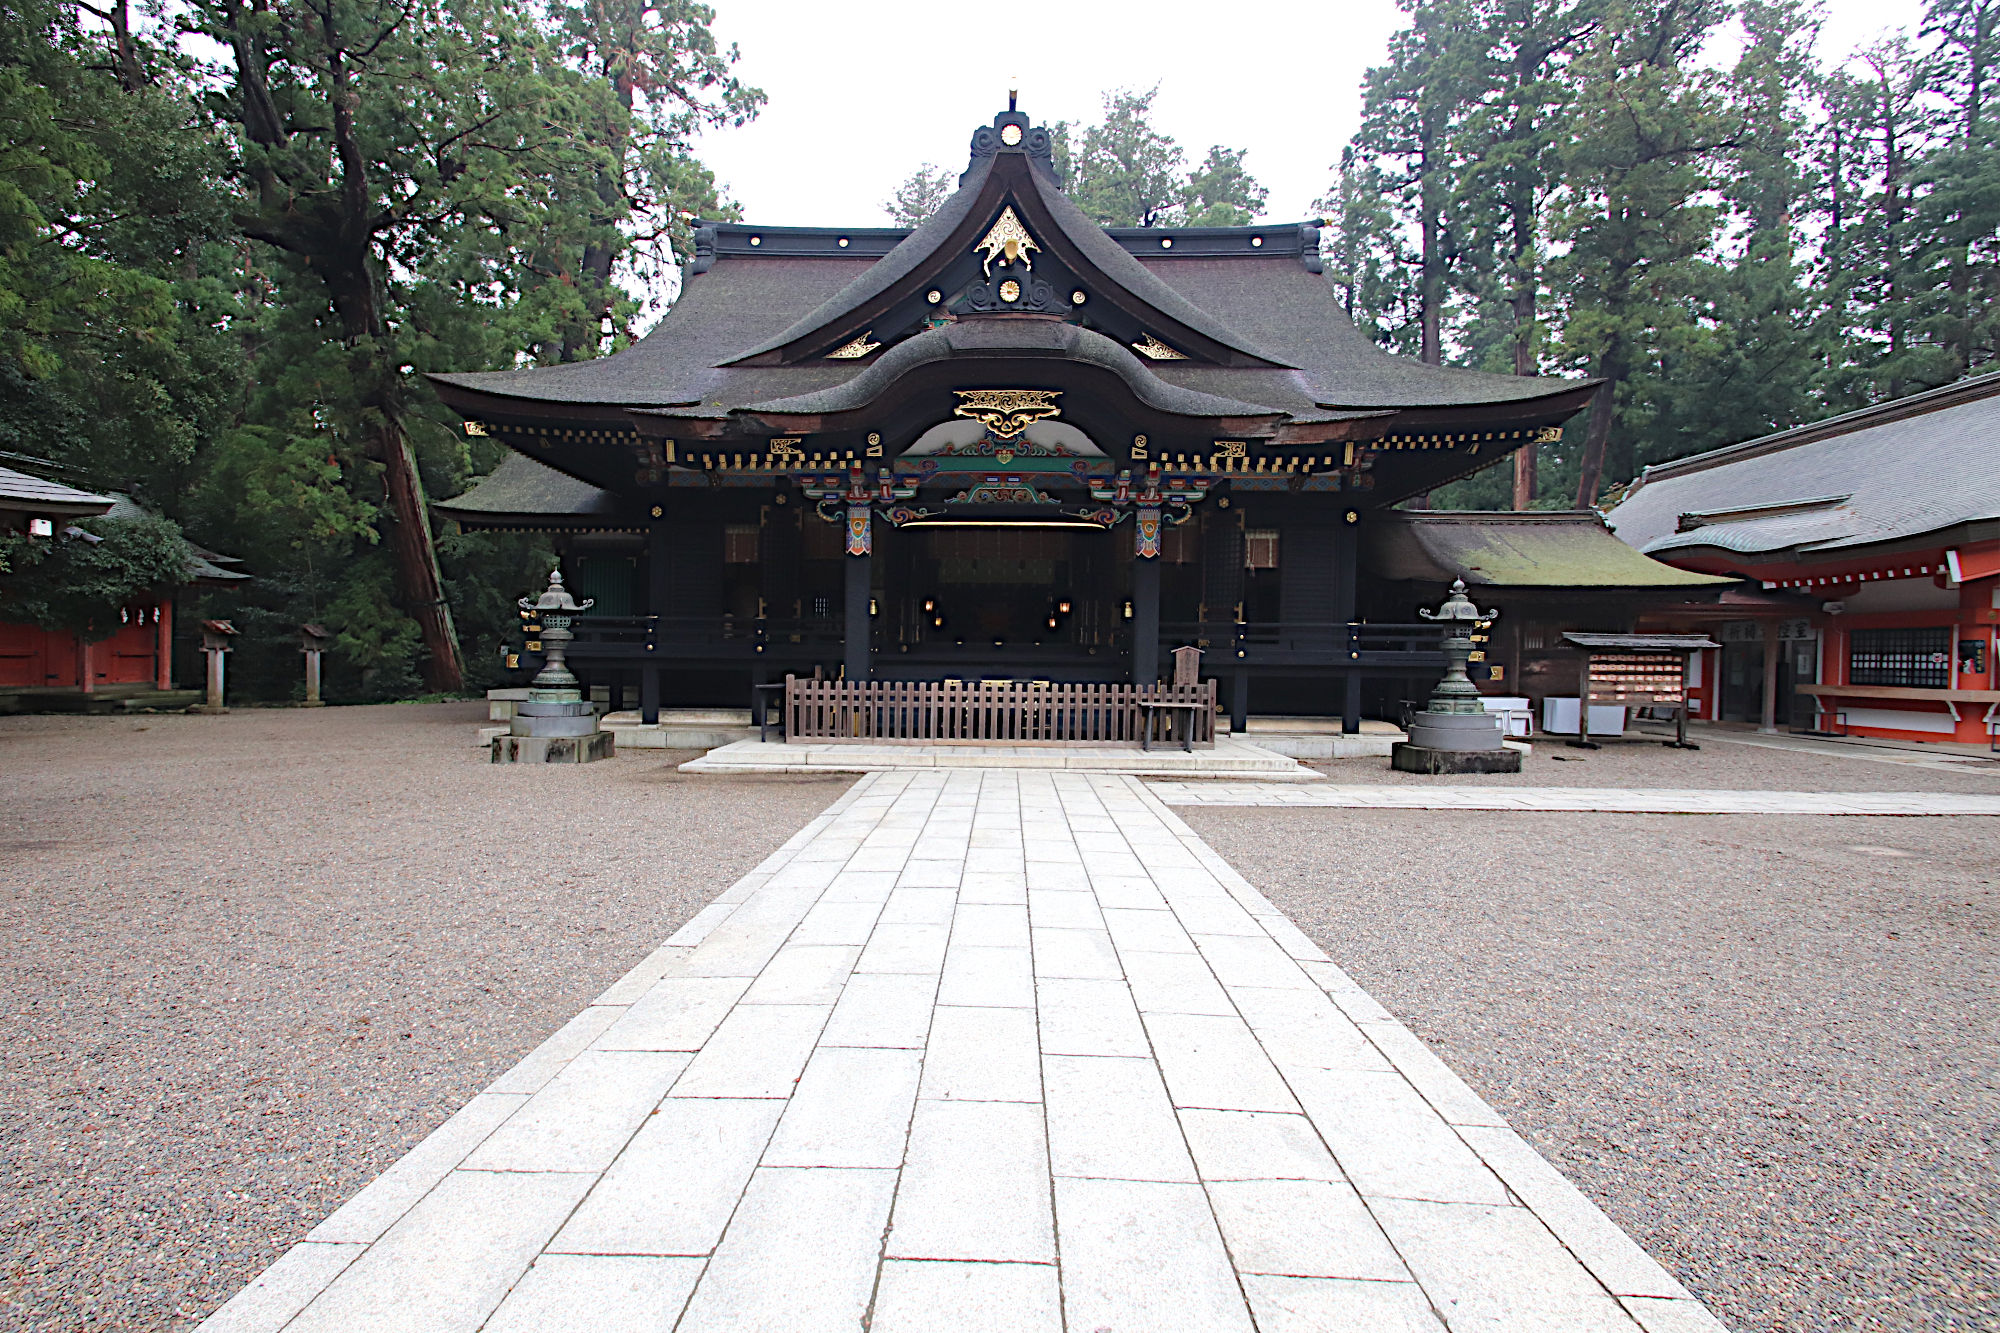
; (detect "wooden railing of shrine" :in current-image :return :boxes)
[1160,621,1447,667]
[784,676,1218,746]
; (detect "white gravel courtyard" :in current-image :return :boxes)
[201,769,1725,1333]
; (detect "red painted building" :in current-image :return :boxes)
[0,467,246,697]
[1608,376,2000,746]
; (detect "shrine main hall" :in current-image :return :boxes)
[433,103,1603,731]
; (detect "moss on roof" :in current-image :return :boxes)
[1368,511,1733,588]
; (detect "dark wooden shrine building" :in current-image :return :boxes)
[434,104,1600,730]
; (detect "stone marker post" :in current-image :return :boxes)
[299,623,333,706]
[196,620,238,713]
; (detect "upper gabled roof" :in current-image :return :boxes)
[430,104,1594,443]
[1607,373,2000,562]
[727,118,1287,369]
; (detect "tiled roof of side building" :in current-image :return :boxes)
[0,464,114,516]
[98,493,249,583]
[434,452,622,525]
[1367,510,1735,588]
[1607,372,2000,560]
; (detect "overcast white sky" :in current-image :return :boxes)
[693,0,1929,227]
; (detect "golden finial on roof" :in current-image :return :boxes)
[975,206,1039,277]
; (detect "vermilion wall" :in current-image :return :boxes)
[0,603,172,691]
[1815,562,1998,744]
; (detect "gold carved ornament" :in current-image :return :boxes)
[1132,333,1186,361]
[975,206,1040,277]
[952,389,1062,439]
[826,331,881,359]
[768,437,805,465]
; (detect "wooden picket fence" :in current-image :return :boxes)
[783,675,1217,746]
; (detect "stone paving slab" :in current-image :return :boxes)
[679,737,1323,780]
[199,770,1729,1333]
[1148,781,2000,814]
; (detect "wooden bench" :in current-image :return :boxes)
[1796,683,2000,733]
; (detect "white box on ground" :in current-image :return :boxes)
[1480,697,1533,738]
[1541,698,1626,737]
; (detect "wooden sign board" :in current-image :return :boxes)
[1585,652,1686,706]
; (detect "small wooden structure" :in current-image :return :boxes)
[1139,646,1207,751]
[1562,632,1718,748]
[784,675,1216,745]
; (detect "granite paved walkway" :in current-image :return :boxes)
[201,771,1726,1333]
[1148,782,2000,814]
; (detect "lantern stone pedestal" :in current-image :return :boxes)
[1391,579,1521,775]
[492,571,613,764]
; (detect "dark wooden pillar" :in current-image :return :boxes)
[1759,619,1780,734]
[643,504,670,724]
[1231,669,1249,734]
[1336,510,1361,735]
[760,495,800,621]
[844,503,871,681]
[1202,507,1245,636]
[1132,554,1161,685]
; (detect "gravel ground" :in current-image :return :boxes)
[1308,728,2000,793]
[1187,803,1999,1333]
[0,703,851,1332]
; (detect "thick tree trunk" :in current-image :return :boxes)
[1510,286,1537,509]
[377,414,464,693]
[1511,441,1538,510]
[1574,379,1616,508]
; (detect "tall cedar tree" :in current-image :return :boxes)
[1546,0,1735,504]
[885,164,953,227]
[1054,88,1268,228]
[1332,0,2000,511]
[1351,0,1489,368]
[1450,0,1602,506]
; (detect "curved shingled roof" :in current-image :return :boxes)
[434,452,624,526]
[1607,373,2000,561]
[732,321,1282,423]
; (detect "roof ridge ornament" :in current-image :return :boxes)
[976,207,1040,277]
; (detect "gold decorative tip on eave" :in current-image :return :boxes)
[827,332,881,359]
[1132,334,1186,361]
[463,420,488,436]
[975,206,1040,277]
[1532,426,1564,443]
